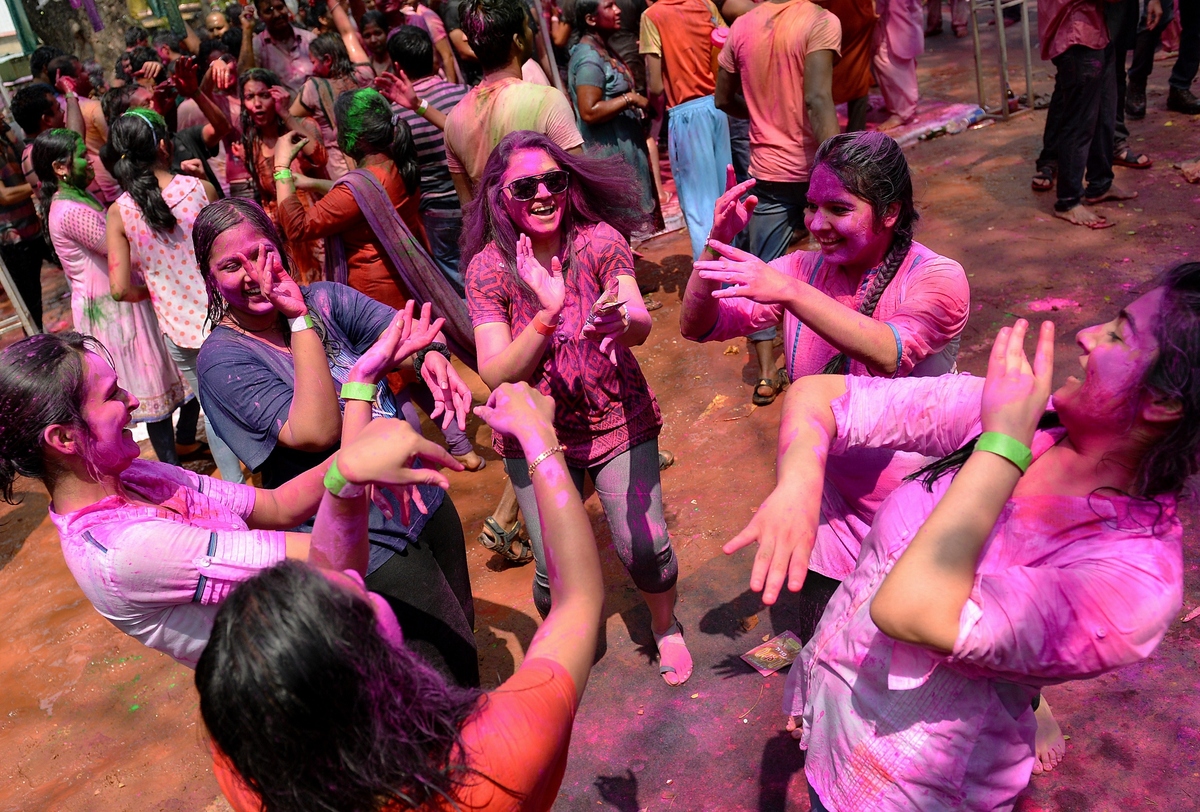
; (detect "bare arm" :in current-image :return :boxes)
[451,170,474,206]
[476,385,604,696]
[239,8,258,73]
[804,49,838,146]
[105,205,150,302]
[182,21,202,55]
[575,84,647,126]
[475,321,555,389]
[723,374,845,604]
[448,28,476,61]
[330,1,371,66]
[433,36,458,84]
[714,68,748,119]
[0,183,33,206]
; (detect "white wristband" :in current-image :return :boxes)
[289,314,313,332]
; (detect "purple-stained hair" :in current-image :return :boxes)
[459,130,652,276]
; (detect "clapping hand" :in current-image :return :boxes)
[515,233,566,317]
[352,301,445,385]
[694,239,796,306]
[474,382,556,441]
[709,165,757,246]
[980,319,1055,447]
[238,245,307,319]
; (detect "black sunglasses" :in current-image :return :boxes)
[505,170,569,201]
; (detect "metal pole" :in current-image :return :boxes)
[970,0,987,111]
[994,0,1011,120]
[1020,0,1035,109]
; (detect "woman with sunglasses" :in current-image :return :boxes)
[462,130,692,686]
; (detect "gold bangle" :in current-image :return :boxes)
[527,444,566,478]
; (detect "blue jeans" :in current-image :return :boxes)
[421,206,465,297]
[743,179,809,344]
[504,439,678,618]
[668,95,732,260]
[164,336,246,484]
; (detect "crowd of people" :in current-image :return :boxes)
[0,0,1196,809]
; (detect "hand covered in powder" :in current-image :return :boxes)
[474,382,556,445]
[980,319,1054,447]
[419,350,472,432]
[708,165,757,246]
[694,239,797,306]
[516,233,566,317]
[239,245,307,319]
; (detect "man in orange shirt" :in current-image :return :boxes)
[640,0,731,260]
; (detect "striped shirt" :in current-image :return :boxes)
[394,75,468,210]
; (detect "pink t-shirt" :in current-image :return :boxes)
[116,174,211,349]
[791,374,1183,812]
[1036,0,1108,61]
[702,242,970,577]
[444,77,584,187]
[253,26,317,92]
[48,459,287,669]
[718,0,841,182]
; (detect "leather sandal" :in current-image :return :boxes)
[478,517,533,564]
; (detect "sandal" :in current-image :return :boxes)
[1114,148,1153,169]
[658,449,675,471]
[1032,167,1055,192]
[478,517,533,564]
[643,295,664,312]
[751,370,786,406]
[654,619,693,686]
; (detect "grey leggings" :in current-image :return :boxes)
[504,439,678,618]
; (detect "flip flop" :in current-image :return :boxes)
[1031,168,1055,192]
[478,517,533,564]
[654,619,693,686]
[1114,148,1153,169]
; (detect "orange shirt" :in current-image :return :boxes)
[639,0,726,107]
[211,659,578,812]
[277,163,430,310]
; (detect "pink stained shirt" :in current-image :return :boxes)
[253,26,317,93]
[700,241,970,579]
[1036,0,1109,61]
[788,374,1183,812]
[717,0,842,183]
[48,459,287,669]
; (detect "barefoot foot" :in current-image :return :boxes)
[878,114,909,131]
[1053,204,1114,229]
[454,450,487,471]
[654,619,693,686]
[1031,699,1066,775]
[1084,185,1139,205]
[785,715,803,740]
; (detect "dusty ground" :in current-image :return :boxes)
[2,18,1200,812]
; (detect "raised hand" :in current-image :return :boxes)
[515,233,566,316]
[274,130,310,169]
[980,319,1055,446]
[419,350,473,432]
[709,165,757,246]
[394,301,444,361]
[374,70,417,110]
[694,239,796,306]
[54,74,77,96]
[207,57,237,92]
[239,246,307,319]
[474,382,556,442]
[136,60,164,84]
[173,55,200,98]
[270,85,292,118]
[179,158,207,178]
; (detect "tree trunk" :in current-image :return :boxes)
[20,0,132,81]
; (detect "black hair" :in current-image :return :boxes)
[153,31,185,55]
[125,26,150,49]
[359,9,387,33]
[127,46,163,76]
[460,0,528,72]
[31,128,84,206]
[910,263,1200,499]
[30,45,65,80]
[100,84,139,126]
[196,560,486,812]
[114,52,132,83]
[46,54,81,83]
[198,37,230,67]
[102,109,177,234]
[334,88,419,195]
[387,26,435,79]
[221,27,244,55]
[309,32,354,78]
[0,332,102,503]
[11,83,58,135]
[574,0,602,30]
[812,131,919,375]
[238,68,284,207]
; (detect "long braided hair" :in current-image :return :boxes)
[816,132,919,375]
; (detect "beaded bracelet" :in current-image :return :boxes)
[975,432,1033,473]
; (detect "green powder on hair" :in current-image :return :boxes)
[340,89,383,156]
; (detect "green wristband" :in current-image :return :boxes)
[339,381,377,402]
[975,432,1033,473]
[323,455,364,497]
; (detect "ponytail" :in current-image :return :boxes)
[105,109,177,234]
[334,88,417,193]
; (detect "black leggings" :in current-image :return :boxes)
[365,498,479,687]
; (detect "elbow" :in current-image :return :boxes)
[869,591,919,644]
[110,287,130,303]
[714,92,732,113]
[577,107,602,125]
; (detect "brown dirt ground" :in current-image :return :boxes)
[2,21,1200,812]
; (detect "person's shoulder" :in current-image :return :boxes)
[905,241,968,280]
[296,25,317,43]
